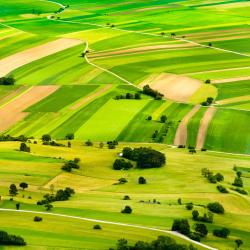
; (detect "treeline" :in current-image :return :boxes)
[0,134,28,142]
[0,76,15,85]
[115,92,141,100]
[142,85,163,100]
[0,231,26,246]
[109,236,197,250]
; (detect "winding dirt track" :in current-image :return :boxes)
[174,105,200,146]
[196,107,217,149]
[0,38,83,77]
[0,85,59,132]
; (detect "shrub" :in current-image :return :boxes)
[230,187,248,195]
[192,210,199,220]
[188,232,201,242]
[171,219,190,236]
[194,223,208,237]
[34,216,43,222]
[205,79,211,84]
[20,142,30,152]
[121,206,132,214]
[85,139,93,146]
[217,185,228,193]
[186,203,193,210]
[160,115,167,123]
[138,176,146,184]
[118,178,127,184]
[214,173,224,182]
[213,227,230,238]
[147,115,152,121]
[123,195,130,200]
[61,160,80,172]
[65,133,74,140]
[42,134,51,142]
[233,177,243,187]
[113,159,133,170]
[93,224,102,230]
[207,202,224,214]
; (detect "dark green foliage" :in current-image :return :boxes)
[205,79,211,84]
[213,227,230,238]
[107,140,118,149]
[0,76,15,85]
[115,93,141,100]
[177,198,182,205]
[34,216,43,222]
[19,182,28,190]
[142,85,163,100]
[16,203,20,210]
[188,232,201,242]
[20,142,30,153]
[201,97,214,106]
[192,210,213,223]
[186,203,193,210]
[233,177,243,187]
[121,206,132,214]
[147,115,152,121]
[192,210,199,220]
[65,133,74,140]
[123,195,130,200]
[9,184,18,196]
[61,160,80,172]
[93,224,102,230]
[207,202,224,214]
[214,173,224,182]
[138,176,146,184]
[0,134,28,142]
[113,159,133,170]
[112,235,197,250]
[122,147,166,169]
[217,185,228,193]
[0,231,26,246]
[230,187,248,195]
[171,219,190,236]
[85,139,93,146]
[42,134,51,142]
[160,115,167,123]
[194,223,208,237]
[118,178,127,184]
[45,203,53,211]
[201,168,224,184]
[235,239,243,248]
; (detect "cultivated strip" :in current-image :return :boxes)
[196,106,217,149]
[0,208,217,250]
[213,76,250,84]
[0,38,83,77]
[174,105,200,146]
[0,86,59,132]
[216,95,250,105]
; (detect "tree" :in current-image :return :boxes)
[208,42,212,47]
[160,115,167,123]
[171,219,190,236]
[67,141,71,148]
[121,206,132,214]
[194,223,208,237]
[233,177,243,187]
[235,239,243,249]
[213,227,230,238]
[123,195,130,200]
[65,133,74,140]
[147,115,152,121]
[186,203,193,210]
[9,184,18,196]
[99,142,104,148]
[205,79,211,84]
[113,159,133,170]
[192,210,199,220]
[19,182,28,190]
[42,134,51,142]
[93,224,102,230]
[45,203,53,211]
[177,198,182,205]
[122,147,133,159]
[0,231,26,246]
[34,216,43,222]
[214,173,224,182]
[236,171,242,178]
[0,76,15,85]
[16,203,20,210]
[207,202,224,214]
[20,142,30,152]
[85,139,93,146]
[134,93,141,99]
[138,176,146,184]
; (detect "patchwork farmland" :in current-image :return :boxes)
[0,0,249,249]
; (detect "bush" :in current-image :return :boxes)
[192,210,199,220]
[230,187,248,195]
[65,133,74,140]
[20,142,30,152]
[186,203,193,210]
[233,177,243,187]
[34,216,43,222]
[85,139,93,146]
[217,185,228,193]
[121,206,132,214]
[213,227,230,238]
[138,176,146,184]
[214,173,224,182]
[171,219,190,236]
[194,223,208,237]
[93,224,102,230]
[123,195,130,200]
[113,159,133,170]
[207,202,224,214]
[61,160,80,172]
[118,178,127,184]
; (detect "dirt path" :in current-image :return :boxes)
[213,76,250,84]
[140,73,202,103]
[0,38,83,77]
[174,105,200,146]
[217,95,250,105]
[196,107,217,149]
[70,84,113,110]
[0,85,59,132]
[0,208,217,250]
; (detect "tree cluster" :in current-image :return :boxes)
[192,210,214,223]
[207,202,225,214]
[201,168,224,184]
[61,158,80,172]
[113,159,133,170]
[110,235,197,250]
[201,97,214,106]
[115,93,141,100]
[142,85,163,100]
[0,76,15,85]
[213,227,230,238]
[107,140,118,149]
[122,147,166,169]
[0,231,26,246]
[217,185,228,193]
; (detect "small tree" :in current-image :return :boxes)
[16,203,20,210]
[207,202,224,214]
[192,210,199,220]
[42,134,51,142]
[138,176,146,184]
[121,206,132,214]
[85,139,93,146]
[9,184,18,196]
[67,141,71,148]
[235,239,243,249]
[160,115,167,123]
[19,182,28,190]
[147,115,152,121]
[171,219,190,236]
[99,142,104,148]
[233,177,243,187]
[213,227,230,238]
[65,133,74,140]
[93,224,102,230]
[205,79,211,84]
[20,142,30,152]
[45,203,53,211]
[195,223,208,237]
[177,198,182,205]
[186,203,193,210]
[123,195,130,200]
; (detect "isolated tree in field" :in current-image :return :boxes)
[208,42,212,47]
[186,203,193,210]
[235,239,243,249]
[16,203,20,210]
[205,79,211,84]
[213,227,230,238]
[160,115,167,123]
[121,205,132,214]
[147,115,152,121]
[85,139,93,146]
[19,182,28,191]
[65,133,74,140]
[99,142,104,148]
[20,142,30,152]
[67,141,71,148]
[138,176,146,184]
[171,32,176,38]
[177,198,182,205]
[9,184,18,196]
[42,134,51,142]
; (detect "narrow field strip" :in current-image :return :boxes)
[0,38,83,77]
[216,95,250,105]
[174,105,200,146]
[0,208,217,250]
[0,86,59,132]
[70,84,113,110]
[196,107,217,149]
[213,76,250,84]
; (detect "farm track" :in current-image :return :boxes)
[196,107,217,149]
[174,105,201,146]
[0,208,217,250]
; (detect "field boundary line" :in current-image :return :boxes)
[0,208,217,250]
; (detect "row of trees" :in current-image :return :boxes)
[142,85,163,100]
[114,93,141,100]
